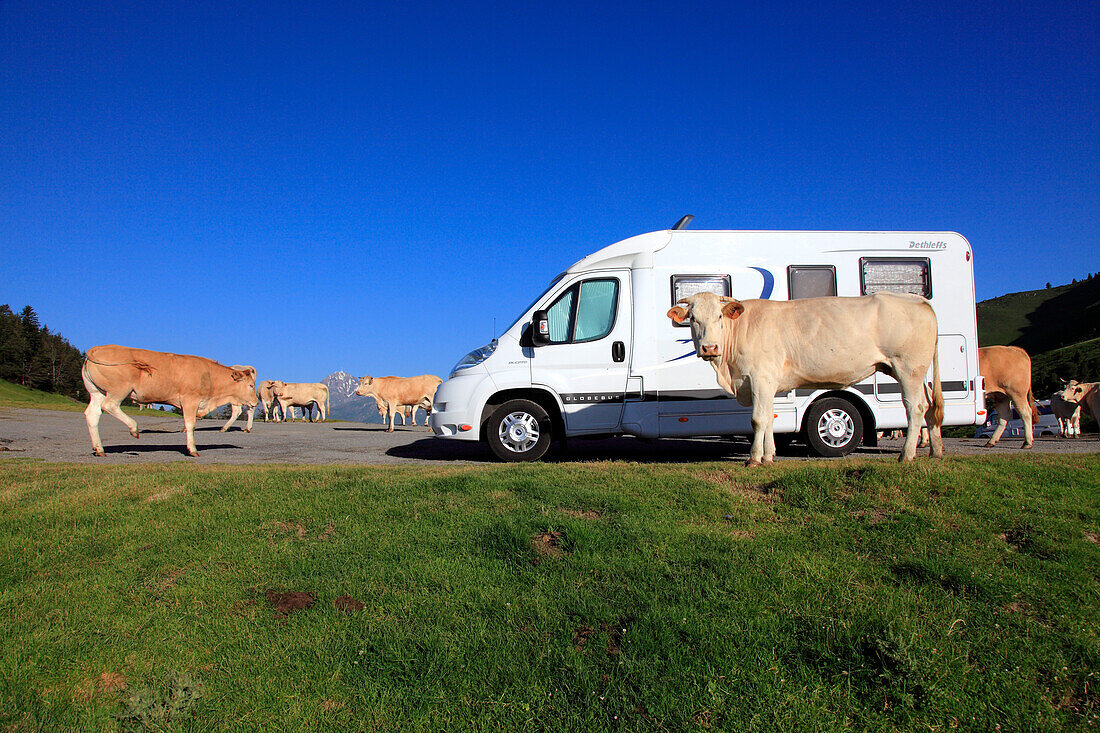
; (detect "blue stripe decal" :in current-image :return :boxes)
[751,267,774,299]
[670,338,696,362]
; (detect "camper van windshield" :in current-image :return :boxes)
[503,273,566,335]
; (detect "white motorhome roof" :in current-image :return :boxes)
[565,229,971,275]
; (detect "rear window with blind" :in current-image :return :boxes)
[860,258,932,298]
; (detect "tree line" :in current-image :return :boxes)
[0,305,86,400]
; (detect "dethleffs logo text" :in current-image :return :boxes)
[909,240,947,250]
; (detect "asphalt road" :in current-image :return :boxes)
[1,407,1097,465]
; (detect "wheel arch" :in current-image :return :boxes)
[481,388,565,442]
[800,390,878,448]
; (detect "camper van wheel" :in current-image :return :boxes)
[486,399,552,462]
[803,397,864,458]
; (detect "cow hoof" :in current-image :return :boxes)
[93,449,105,457]
[983,442,996,448]
[130,429,139,438]
[244,428,251,433]
[1022,443,1033,450]
[219,427,228,433]
[744,459,763,467]
[188,451,199,458]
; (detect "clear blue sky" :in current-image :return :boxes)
[2,1,1097,382]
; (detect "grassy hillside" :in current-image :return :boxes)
[977,276,1100,355]
[0,379,86,412]
[0,378,174,417]
[1,457,1097,730]
[1032,337,1100,396]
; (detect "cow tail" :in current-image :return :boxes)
[1028,385,1039,424]
[930,339,944,429]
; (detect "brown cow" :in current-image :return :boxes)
[356,374,442,432]
[978,345,1038,448]
[1058,380,1100,434]
[667,291,943,464]
[82,345,257,457]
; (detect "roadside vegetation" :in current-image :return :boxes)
[1,456,1097,730]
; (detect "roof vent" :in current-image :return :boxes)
[671,214,694,230]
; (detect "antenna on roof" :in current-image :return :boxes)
[671,214,694,230]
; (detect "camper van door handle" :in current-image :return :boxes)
[612,341,625,362]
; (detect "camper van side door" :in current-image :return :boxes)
[529,271,632,433]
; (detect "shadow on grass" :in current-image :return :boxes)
[385,434,902,464]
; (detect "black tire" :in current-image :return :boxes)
[803,397,864,457]
[485,399,553,462]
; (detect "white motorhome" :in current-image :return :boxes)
[430,218,984,461]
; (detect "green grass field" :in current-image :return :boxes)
[0,378,181,419]
[1,457,1098,731]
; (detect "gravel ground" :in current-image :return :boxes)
[1,407,1097,465]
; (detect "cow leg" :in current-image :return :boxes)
[985,395,1011,447]
[897,374,928,462]
[387,401,396,433]
[101,393,140,440]
[84,383,108,457]
[244,405,254,432]
[747,389,776,466]
[922,383,944,458]
[180,399,200,456]
[1009,390,1034,448]
[220,404,242,432]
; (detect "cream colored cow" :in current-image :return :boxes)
[1058,379,1099,435]
[82,345,257,457]
[667,291,944,465]
[1051,386,1081,438]
[257,380,285,422]
[270,381,330,422]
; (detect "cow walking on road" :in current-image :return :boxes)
[82,345,257,457]
[666,291,944,465]
[356,375,442,433]
[978,345,1038,449]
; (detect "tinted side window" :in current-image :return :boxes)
[788,266,837,299]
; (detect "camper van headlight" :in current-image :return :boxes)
[450,340,497,378]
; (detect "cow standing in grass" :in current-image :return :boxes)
[82,345,257,457]
[666,291,944,465]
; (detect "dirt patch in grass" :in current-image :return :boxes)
[701,470,778,503]
[560,508,601,519]
[334,596,363,613]
[321,699,344,712]
[70,672,127,702]
[147,486,183,502]
[273,521,336,542]
[531,531,565,560]
[729,530,755,539]
[1085,531,1099,544]
[1004,600,1032,614]
[572,621,628,657]
[850,508,888,524]
[266,590,315,618]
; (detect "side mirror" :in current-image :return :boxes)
[531,310,551,346]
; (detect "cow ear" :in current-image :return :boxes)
[722,300,745,320]
[667,306,689,324]
[231,369,248,382]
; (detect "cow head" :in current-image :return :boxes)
[355,375,375,397]
[1059,379,1087,404]
[270,379,287,398]
[666,292,744,361]
[229,366,258,406]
